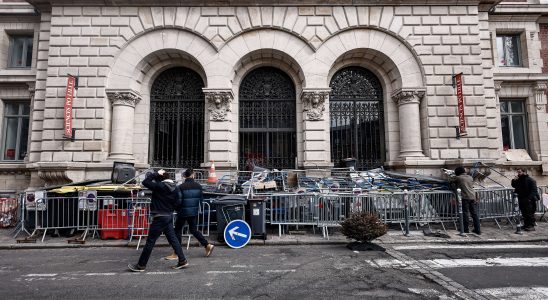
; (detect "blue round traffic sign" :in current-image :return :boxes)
[223,219,251,249]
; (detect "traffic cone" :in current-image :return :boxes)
[207,160,218,184]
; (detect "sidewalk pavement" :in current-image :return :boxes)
[1,221,547,250]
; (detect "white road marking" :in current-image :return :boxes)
[367,257,548,269]
[145,271,178,275]
[394,244,548,250]
[24,273,57,277]
[265,269,296,273]
[85,273,116,276]
[207,270,245,274]
[410,287,548,300]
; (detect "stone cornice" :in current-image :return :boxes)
[203,88,233,122]
[27,1,491,7]
[301,88,330,121]
[391,88,426,106]
[106,90,141,107]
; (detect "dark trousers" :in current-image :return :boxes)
[174,215,209,247]
[138,215,185,267]
[518,198,536,228]
[462,199,480,233]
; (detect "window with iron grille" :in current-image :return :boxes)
[8,35,33,68]
[329,66,384,170]
[149,67,205,169]
[500,100,528,151]
[239,67,296,171]
[497,35,521,67]
[1,101,30,161]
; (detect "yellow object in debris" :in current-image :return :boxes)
[49,184,142,194]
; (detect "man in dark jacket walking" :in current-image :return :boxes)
[165,168,214,260]
[450,166,481,235]
[511,168,539,231]
[128,169,188,272]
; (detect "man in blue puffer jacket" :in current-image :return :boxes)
[165,168,214,260]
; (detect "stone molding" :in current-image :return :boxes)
[391,88,426,106]
[203,88,233,122]
[534,81,547,110]
[37,170,72,186]
[106,90,141,108]
[301,88,330,121]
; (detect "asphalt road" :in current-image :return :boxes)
[3,243,548,299]
[0,244,443,299]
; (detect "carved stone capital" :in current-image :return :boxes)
[106,90,141,108]
[38,170,72,186]
[494,80,503,92]
[391,88,425,106]
[203,88,234,121]
[301,88,330,121]
[534,81,547,110]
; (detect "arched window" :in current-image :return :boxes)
[149,67,204,168]
[239,67,296,170]
[329,66,385,169]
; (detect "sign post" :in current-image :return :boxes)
[64,75,77,139]
[223,219,251,249]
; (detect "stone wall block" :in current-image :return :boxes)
[53,152,73,162]
[369,7,382,27]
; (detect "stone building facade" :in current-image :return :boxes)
[1,0,548,195]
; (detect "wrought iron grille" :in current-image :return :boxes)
[239,67,296,170]
[329,66,385,170]
[149,67,204,168]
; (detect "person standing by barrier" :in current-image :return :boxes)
[511,168,540,231]
[165,168,214,260]
[450,166,481,235]
[128,169,188,272]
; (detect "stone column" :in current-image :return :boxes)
[106,90,141,161]
[203,88,235,169]
[24,82,35,163]
[391,88,426,160]
[301,88,332,169]
[533,82,548,173]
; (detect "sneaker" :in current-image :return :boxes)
[205,244,215,257]
[128,263,145,272]
[171,260,189,270]
[524,227,536,232]
[163,253,178,260]
[472,230,481,235]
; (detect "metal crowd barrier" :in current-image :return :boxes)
[0,197,18,228]
[538,185,548,222]
[476,188,515,228]
[24,195,211,245]
[266,188,518,238]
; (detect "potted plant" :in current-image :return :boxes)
[341,212,388,251]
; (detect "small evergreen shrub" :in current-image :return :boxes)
[341,212,388,243]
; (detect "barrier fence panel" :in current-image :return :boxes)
[0,197,18,228]
[268,193,318,236]
[538,185,548,221]
[476,188,515,229]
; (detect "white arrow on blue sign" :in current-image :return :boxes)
[223,219,251,249]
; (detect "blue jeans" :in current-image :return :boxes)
[174,215,209,247]
[137,215,186,267]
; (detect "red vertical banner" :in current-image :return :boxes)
[455,73,467,136]
[64,75,76,138]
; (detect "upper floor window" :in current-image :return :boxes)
[8,35,33,68]
[497,35,521,67]
[1,101,30,161]
[500,100,527,151]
